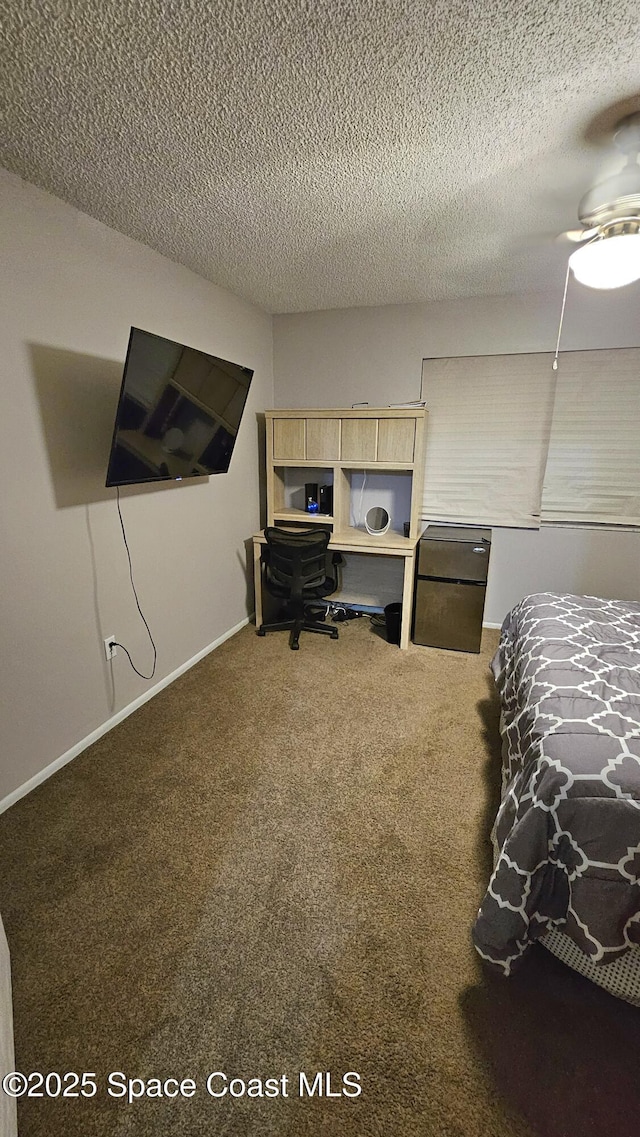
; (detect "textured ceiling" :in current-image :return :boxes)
[1,0,640,313]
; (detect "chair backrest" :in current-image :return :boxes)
[264,526,332,593]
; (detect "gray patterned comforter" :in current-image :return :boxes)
[473,592,640,974]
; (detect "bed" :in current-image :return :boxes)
[473,592,640,1005]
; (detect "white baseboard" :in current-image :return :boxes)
[0,616,250,817]
[482,621,503,629]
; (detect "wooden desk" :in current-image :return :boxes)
[257,407,427,649]
[252,528,418,649]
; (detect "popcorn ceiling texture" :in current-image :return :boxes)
[1,0,640,313]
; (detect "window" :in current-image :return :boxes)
[541,348,640,527]
[421,353,556,528]
[421,347,640,531]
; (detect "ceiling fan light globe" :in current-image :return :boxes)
[569,233,640,289]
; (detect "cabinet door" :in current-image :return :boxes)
[273,418,305,460]
[341,418,377,462]
[377,418,415,463]
[417,538,489,583]
[306,418,340,461]
[413,579,485,652]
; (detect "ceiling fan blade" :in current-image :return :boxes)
[555,227,598,244]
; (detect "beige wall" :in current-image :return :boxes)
[273,288,640,624]
[0,170,273,805]
[0,915,17,1137]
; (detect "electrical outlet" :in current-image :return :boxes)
[104,635,117,661]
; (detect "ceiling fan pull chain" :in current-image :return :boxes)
[552,260,572,371]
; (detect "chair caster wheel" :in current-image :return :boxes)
[257,628,266,636]
[331,630,339,639]
[291,643,300,650]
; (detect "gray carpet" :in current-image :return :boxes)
[1,618,640,1136]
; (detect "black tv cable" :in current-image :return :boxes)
[112,487,158,681]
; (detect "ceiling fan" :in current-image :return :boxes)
[558,112,640,289]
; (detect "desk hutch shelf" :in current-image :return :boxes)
[265,407,426,547]
[254,407,427,649]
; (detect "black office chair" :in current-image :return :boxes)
[256,526,341,650]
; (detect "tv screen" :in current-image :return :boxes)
[105,328,254,487]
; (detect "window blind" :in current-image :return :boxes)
[541,348,640,527]
[421,353,556,528]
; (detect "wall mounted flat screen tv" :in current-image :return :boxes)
[106,328,254,487]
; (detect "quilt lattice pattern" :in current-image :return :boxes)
[473,593,640,975]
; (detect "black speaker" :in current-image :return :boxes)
[319,484,333,514]
[304,482,318,509]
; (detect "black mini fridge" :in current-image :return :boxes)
[412,526,491,653]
